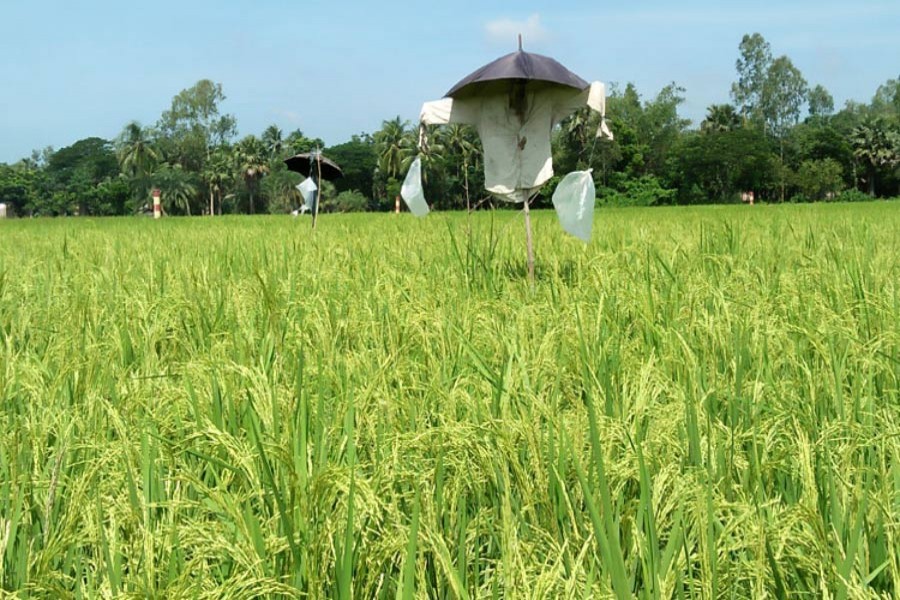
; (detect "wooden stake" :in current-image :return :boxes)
[312,151,321,230]
[522,190,535,286]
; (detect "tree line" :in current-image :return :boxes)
[1,33,898,217]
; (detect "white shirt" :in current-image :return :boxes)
[420,82,611,202]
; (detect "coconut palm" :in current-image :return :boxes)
[444,124,478,210]
[117,122,160,209]
[404,126,443,184]
[374,117,414,179]
[374,117,417,211]
[235,136,270,214]
[117,122,160,178]
[261,125,284,161]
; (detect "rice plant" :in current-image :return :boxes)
[0,202,897,598]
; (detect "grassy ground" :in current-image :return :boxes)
[0,202,898,598]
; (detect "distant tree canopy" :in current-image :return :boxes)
[1,35,898,217]
[326,135,378,205]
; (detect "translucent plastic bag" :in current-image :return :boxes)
[296,178,318,212]
[552,170,595,242]
[400,157,429,217]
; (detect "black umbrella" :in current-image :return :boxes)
[445,44,588,99]
[283,152,343,181]
[284,150,342,229]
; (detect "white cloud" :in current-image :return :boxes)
[273,109,303,125]
[484,14,548,47]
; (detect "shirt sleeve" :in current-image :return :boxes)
[420,98,479,125]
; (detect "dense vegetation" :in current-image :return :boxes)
[0,203,897,597]
[1,33,898,217]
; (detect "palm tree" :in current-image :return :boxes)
[202,147,233,215]
[374,117,414,178]
[152,163,198,215]
[850,118,900,196]
[235,136,270,214]
[261,125,284,160]
[117,121,160,178]
[117,122,160,208]
[375,118,416,211]
[405,126,443,183]
[444,124,477,210]
[701,104,741,133]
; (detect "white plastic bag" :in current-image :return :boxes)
[400,157,429,217]
[296,178,318,212]
[552,170,596,242]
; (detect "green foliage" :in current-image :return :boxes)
[833,189,875,203]
[808,84,835,118]
[327,136,377,203]
[599,174,676,206]
[850,118,900,196]
[283,129,324,157]
[0,165,34,214]
[730,33,811,143]
[151,163,198,215]
[553,81,688,206]
[374,117,414,180]
[91,177,131,216]
[46,137,119,186]
[732,33,772,119]
[792,158,845,201]
[384,177,401,208]
[793,120,854,168]
[13,137,123,216]
[325,189,368,213]
[5,51,900,216]
[763,55,809,139]
[157,79,236,169]
[701,104,741,133]
[116,122,159,181]
[261,124,284,160]
[608,83,689,178]
[871,76,900,118]
[234,135,270,214]
[201,146,235,215]
[261,165,301,214]
[672,127,776,202]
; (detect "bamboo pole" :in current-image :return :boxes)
[522,190,534,286]
[312,151,322,230]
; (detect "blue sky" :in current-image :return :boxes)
[1,0,898,163]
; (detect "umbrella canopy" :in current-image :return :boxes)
[445,49,589,99]
[284,151,343,181]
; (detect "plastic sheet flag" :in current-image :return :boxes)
[552,170,595,242]
[296,178,318,211]
[400,157,429,217]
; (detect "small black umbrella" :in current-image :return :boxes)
[283,152,343,181]
[284,150,342,229]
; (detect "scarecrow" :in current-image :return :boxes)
[403,39,613,281]
[285,149,343,228]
